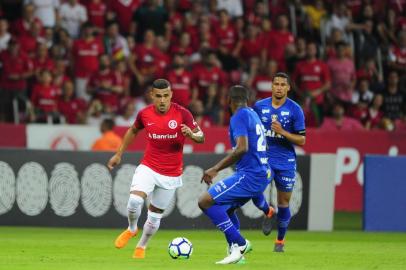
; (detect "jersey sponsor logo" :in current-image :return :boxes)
[281,111,290,116]
[262,109,270,114]
[261,116,269,122]
[260,157,268,164]
[168,120,178,129]
[148,133,178,139]
[147,122,154,126]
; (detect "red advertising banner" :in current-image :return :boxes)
[119,127,406,211]
[0,124,26,148]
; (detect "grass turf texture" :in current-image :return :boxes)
[2,226,406,270]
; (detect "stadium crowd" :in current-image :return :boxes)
[0,0,405,130]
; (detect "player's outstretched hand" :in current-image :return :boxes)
[107,154,121,171]
[201,167,218,185]
[180,124,192,138]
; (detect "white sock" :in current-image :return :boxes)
[136,210,162,248]
[127,194,144,233]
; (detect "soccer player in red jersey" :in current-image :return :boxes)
[108,78,204,259]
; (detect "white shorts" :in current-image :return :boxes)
[130,164,182,210]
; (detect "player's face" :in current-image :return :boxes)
[272,77,290,100]
[151,87,172,113]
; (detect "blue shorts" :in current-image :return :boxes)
[273,169,296,192]
[208,171,270,207]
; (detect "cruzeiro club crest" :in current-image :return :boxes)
[271,114,278,122]
[168,120,178,129]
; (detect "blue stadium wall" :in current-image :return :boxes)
[364,155,406,232]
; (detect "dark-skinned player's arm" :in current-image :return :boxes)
[201,136,248,185]
[180,124,205,143]
[271,120,306,146]
[107,125,141,170]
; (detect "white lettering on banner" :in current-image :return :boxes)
[148,133,178,139]
[334,148,360,185]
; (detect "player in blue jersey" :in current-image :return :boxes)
[253,72,306,252]
[198,85,272,264]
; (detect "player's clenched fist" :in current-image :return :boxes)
[107,154,121,170]
[180,124,192,138]
[271,120,285,136]
[201,167,218,185]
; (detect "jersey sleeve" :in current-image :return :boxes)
[133,109,144,129]
[293,105,306,135]
[230,110,249,139]
[181,107,198,130]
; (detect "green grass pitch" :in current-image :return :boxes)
[1,224,406,270]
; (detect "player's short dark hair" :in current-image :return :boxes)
[102,118,115,130]
[152,79,171,90]
[229,85,249,103]
[273,72,291,85]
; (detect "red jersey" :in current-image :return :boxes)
[191,64,227,99]
[252,75,273,99]
[0,51,33,91]
[31,84,60,112]
[240,37,263,60]
[292,59,331,104]
[58,97,87,123]
[88,69,123,111]
[133,103,198,176]
[86,1,107,30]
[166,69,193,107]
[266,30,294,69]
[72,38,104,78]
[108,0,141,34]
[215,24,238,51]
[33,57,55,73]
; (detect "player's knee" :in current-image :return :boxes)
[198,193,213,210]
[145,210,162,230]
[127,194,144,212]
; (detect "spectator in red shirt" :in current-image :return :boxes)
[71,23,104,101]
[215,9,240,71]
[170,32,194,57]
[58,80,87,124]
[0,39,34,122]
[52,59,71,89]
[262,14,295,71]
[129,30,161,90]
[189,99,213,128]
[247,58,278,100]
[191,49,227,104]
[85,0,107,34]
[165,53,193,107]
[31,69,61,122]
[365,94,385,130]
[320,103,364,131]
[88,54,124,113]
[33,43,55,80]
[107,0,141,35]
[237,23,263,61]
[18,20,45,58]
[12,3,43,37]
[388,30,406,89]
[292,41,331,125]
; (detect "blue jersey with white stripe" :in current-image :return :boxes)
[253,97,305,170]
[229,107,269,175]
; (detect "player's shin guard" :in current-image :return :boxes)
[127,194,144,233]
[204,205,246,246]
[276,206,291,241]
[137,210,162,248]
[252,194,270,215]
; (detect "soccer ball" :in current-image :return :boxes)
[168,237,193,259]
